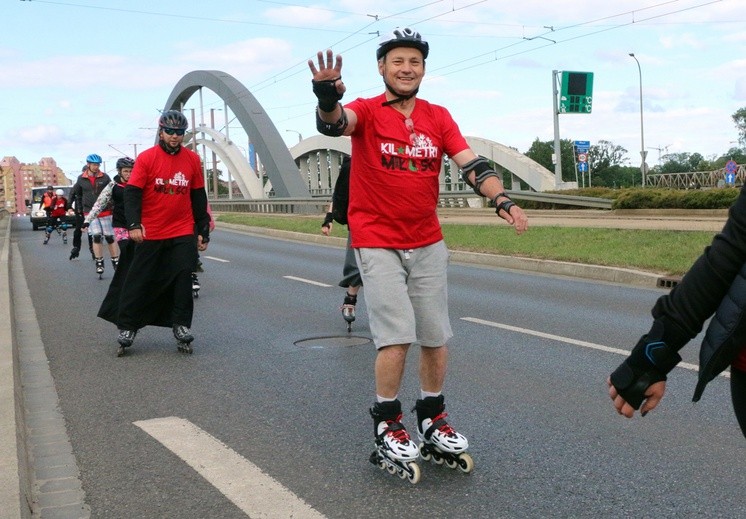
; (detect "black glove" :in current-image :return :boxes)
[322,212,334,228]
[312,78,343,112]
[609,320,682,409]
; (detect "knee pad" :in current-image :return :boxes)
[45,226,53,233]
[92,234,103,244]
[104,235,115,244]
[60,223,68,231]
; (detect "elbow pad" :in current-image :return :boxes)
[461,157,499,197]
[609,320,682,409]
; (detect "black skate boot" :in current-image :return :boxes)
[62,231,68,244]
[173,325,194,354]
[369,400,421,484]
[414,395,473,473]
[69,247,80,260]
[43,232,50,245]
[95,258,105,279]
[341,292,357,333]
[117,329,137,357]
[111,256,119,270]
[191,273,200,298]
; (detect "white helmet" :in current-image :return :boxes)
[55,189,64,196]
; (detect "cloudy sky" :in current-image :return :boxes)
[2,0,744,178]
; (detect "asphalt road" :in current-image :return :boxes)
[12,218,746,518]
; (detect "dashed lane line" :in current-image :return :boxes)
[203,255,230,263]
[283,275,333,287]
[460,317,714,376]
[134,417,326,519]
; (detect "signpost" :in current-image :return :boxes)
[559,72,594,114]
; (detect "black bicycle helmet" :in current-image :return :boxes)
[159,110,189,130]
[116,157,135,170]
[376,27,429,61]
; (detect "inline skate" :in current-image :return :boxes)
[368,400,421,484]
[415,395,473,473]
[173,325,194,354]
[111,257,119,270]
[95,258,105,279]
[341,292,356,332]
[117,329,137,357]
[192,273,200,298]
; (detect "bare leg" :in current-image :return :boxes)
[375,344,410,399]
[419,345,447,394]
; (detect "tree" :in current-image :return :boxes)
[524,138,576,183]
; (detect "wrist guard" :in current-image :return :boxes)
[493,192,516,216]
[316,108,348,137]
[610,321,682,409]
[322,212,334,227]
[312,78,343,112]
[461,157,499,197]
[127,223,141,231]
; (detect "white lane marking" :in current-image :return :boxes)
[460,317,718,376]
[283,275,333,287]
[203,255,230,263]
[134,417,326,519]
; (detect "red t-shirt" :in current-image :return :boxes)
[50,196,68,218]
[128,145,204,240]
[345,94,469,249]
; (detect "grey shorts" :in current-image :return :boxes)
[354,240,452,349]
[88,215,114,236]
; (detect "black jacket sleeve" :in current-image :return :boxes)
[123,185,143,228]
[651,184,746,349]
[190,187,210,242]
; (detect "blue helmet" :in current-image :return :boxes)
[86,153,102,164]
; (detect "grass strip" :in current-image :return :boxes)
[216,213,714,276]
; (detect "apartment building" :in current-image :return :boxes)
[0,156,70,214]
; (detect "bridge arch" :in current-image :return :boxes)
[163,70,309,198]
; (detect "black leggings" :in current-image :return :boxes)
[730,368,746,438]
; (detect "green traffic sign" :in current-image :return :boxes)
[559,71,594,114]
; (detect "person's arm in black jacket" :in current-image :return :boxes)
[191,187,210,245]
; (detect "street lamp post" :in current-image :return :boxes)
[285,129,303,144]
[629,53,647,188]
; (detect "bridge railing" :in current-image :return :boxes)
[209,190,613,214]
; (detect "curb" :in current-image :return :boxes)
[215,222,665,288]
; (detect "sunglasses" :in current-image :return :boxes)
[162,128,186,136]
[405,117,416,145]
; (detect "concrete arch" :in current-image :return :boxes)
[464,137,558,191]
[163,70,309,198]
[183,127,264,199]
[289,136,351,195]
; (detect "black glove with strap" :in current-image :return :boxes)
[609,320,682,409]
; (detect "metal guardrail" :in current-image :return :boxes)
[209,190,613,214]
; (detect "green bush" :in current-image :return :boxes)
[611,188,739,209]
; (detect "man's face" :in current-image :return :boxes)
[87,162,100,173]
[378,47,425,96]
[119,167,133,181]
[160,127,185,148]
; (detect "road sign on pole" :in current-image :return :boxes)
[559,72,594,113]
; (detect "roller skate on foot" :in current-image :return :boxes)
[415,395,473,473]
[62,233,68,245]
[368,400,421,484]
[111,257,119,270]
[69,247,80,260]
[95,258,105,279]
[173,325,194,354]
[43,235,50,245]
[191,273,200,298]
[341,292,356,333]
[117,329,137,357]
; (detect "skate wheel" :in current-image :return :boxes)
[386,463,397,475]
[406,462,421,484]
[418,442,431,462]
[432,452,444,465]
[457,452,474,473]
[446,458,458,469]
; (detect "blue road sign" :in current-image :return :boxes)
[726,172,736,184]
[726,160,737,174]
[574,140,590,152]
[578,162,588,173]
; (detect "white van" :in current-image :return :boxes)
[28,185,77,230]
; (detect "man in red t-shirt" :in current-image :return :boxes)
[99,110,210,356]
[43,189,71,244]
[309,27,528,477]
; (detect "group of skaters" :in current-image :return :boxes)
[44,110,211,356]
[36,25,746,486]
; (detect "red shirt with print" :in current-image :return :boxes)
[128,145,204,240]
[345,94,469,249]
